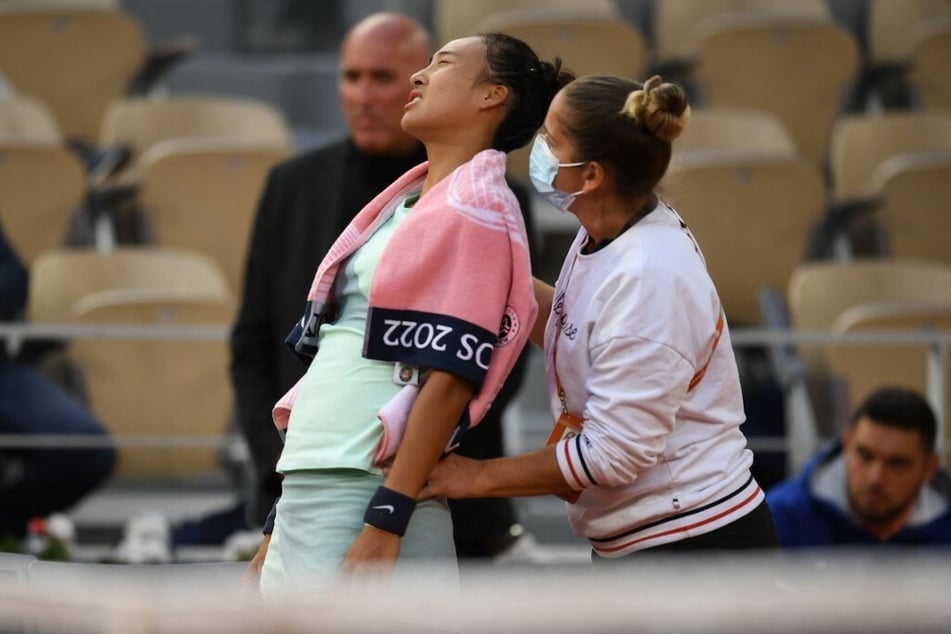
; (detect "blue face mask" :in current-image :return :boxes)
[528,134,586,212]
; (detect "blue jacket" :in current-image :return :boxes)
[766,441,951,548]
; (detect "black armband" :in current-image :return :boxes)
[363,485,417,537]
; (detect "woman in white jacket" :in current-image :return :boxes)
[422,75,779,560]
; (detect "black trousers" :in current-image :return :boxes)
[591,500,779,565]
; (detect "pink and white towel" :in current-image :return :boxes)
[274,149,537,465]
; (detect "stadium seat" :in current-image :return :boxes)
[96,96,293,186]
[135,138,291,298]
[0,96,63,143]
[787,259,951,434]
[823,112,951,258]
[90,96,291,245]
[908,24,951,110]
[865,0,951,108]
[671,107,798,163]
[827,300,951,460]
[691,15,860,167]
[0,6,145,144]
[652,0,831,81]
[431,0,618,45]
[477,10,648,186]
[662,151,825,326]
[477,10,648,79]
[829,111,951,203]
[27,247,234,478]
[867,0,951,67]
[0,142,86,266]
[868,151,951,266]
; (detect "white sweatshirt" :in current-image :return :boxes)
[547,201,763,557]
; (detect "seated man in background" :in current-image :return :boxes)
[767,386,951,547]
[230,12,533,557]
[0,216,116,548]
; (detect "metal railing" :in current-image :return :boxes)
[1,323,948,462]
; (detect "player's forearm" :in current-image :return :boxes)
[384,370,474,496]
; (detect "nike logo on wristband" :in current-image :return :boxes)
[372,504,396,514]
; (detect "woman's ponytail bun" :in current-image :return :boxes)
[481,32,576,153]
[620,75,690,142]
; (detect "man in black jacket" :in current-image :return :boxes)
[231,12,535,557]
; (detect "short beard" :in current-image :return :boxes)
[848,487,917,529]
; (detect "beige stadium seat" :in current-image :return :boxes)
[136,139,291,299]
[827,301,951,460]
[653,0,831,73]
[908,24,951,110]
[789,261,951,346]
[27,247,234,478]
[864,1,951,108]
[829,111,951,203]
[476,10,648,79]
[867,0,951,66]
[788,259,951,434]
[662,152,825,326]
[825,112,951,258]
[477,11,648,185]
[0,6,145,144]
[27,246,230,321]
[432,0,618,45]
[691,15,859,167]
[0,96,62,143]
[0,141,86,265]
[671,107,798,162]
[97,96,293,185]
[869,151,951,267]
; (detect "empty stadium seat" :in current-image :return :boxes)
[432,0,618,45]
[478,10,649,186]
[787,258,951,434]
[671,107,798,163]
[869,151,951,266]
[908,24,951,110]
[27,247,235,478]
[823,111,951,258]
[97,96,293,186]
[652,0,831,80]
[827,300,951,461]
[0,96,63,143]
[691,15,860,167]
[135,138,291,298]
[662,151,825,326]
[0,6,146,144]
[865,0,951,108]
[829,111,951,203]
[867,0,951,66]
[0,141,86,266]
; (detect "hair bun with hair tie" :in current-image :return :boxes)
[642,75,663,94]
[620,88,646,121]
[620,74,690,142]
[620,74,664,124]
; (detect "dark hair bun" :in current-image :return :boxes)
[538,57,575,104]
[481,32,576,152]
